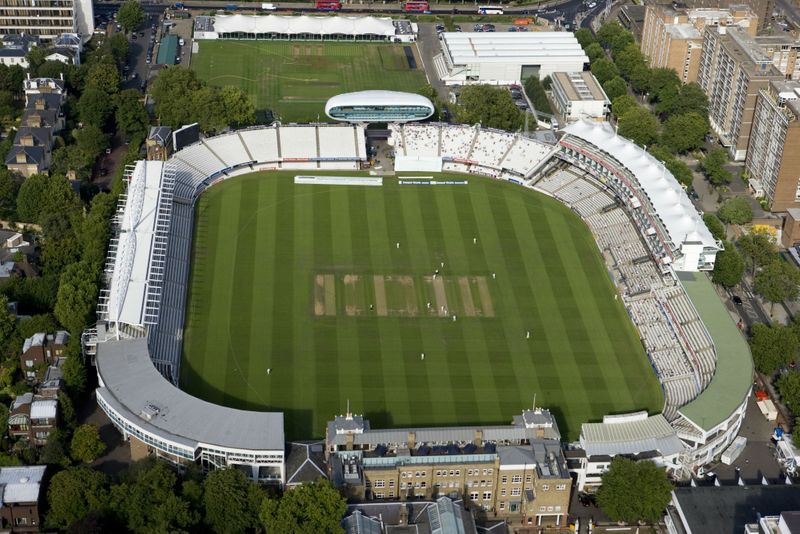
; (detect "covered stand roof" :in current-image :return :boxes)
[212,15,396,37]
[580,412,684,457]
[96,338,285,451]
[441,32,589,65]
[106,161,167,327]
[562,120,719,252]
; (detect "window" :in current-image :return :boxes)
[501,475,508,484]
[374,480,385,488]
[415,471,421,477]
[525,475,532,483]
[483,491,492,500]
[556,484,566,491]
[436,470,441,476]
[421,471,426,477]
[501,489,506,497]
[470,492,479,500]
[547,506,554,512]
[389,480,395,487]
[14,517,27,526]
[541,484,549,491]
[401,472,407,479]
[455,470,460,476]
[449,470,455,476]
[511,488,521,496]
[25,360,33,368]
[401,482,407,489]
[539,505,546,512]
[499,502,506,511]
[555,506,561,512]
[467,469,473,476]
[421,482,426,488]
[511,475,522,484]
[389,491,395,498]
[375,492,384,499]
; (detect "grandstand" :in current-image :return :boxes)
[90,119,751,482]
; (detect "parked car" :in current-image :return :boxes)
[473,23,484,31]
[454,24,462,31]
[732,295,743,305]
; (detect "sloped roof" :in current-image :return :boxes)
[562,120,718,251]
[580,413,684,457]
[212,15,396,37]
[5,145,44,165]
[0,466,46,505]
[30,399,57,419]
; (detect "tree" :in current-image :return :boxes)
[584,42,606,63]
[590,58,619,85]
[661,112,708,153]
[717,197,753,225]
[55,260,99,335]
[648,68,681,104]
[754,260,800,314]
[596,457,672,524]
[0,294,16,351]
[25,46,48,73]
[73,125,109,163]
[70,424,106,463]
[669,82,708,118]
[15,173,48,222]
[523,76,552,115]
[151,67,202,128]
[777,372,800,413]
[85,62,120,96]
[260,480,346,534]
[110,459,199,534]
[40,429,70,467]
[78,86,116,131]
[602,76,627,102]
[614,44,647,81]
[611,94,637,119]
[203,468,258,534]
[617,107,659,147]
[574,28,596,49]
[628,63,652,94]
[738,230,777,276]
[701,147,732,185]
[750,322,798,374]
[455,85,523,131]
[703,213,726,241]
[61,345,87,398]
[46,466,109,530]
[117,0,145,33]
[219,85,255,127]
[0,168,22,217]
[712,243,744,288]
[610,31,635,57]
[114,90,149,142]
[596,21,625,49]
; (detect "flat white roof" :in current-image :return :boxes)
[326,90,433,111]
[213,14,395,37]
[106,160,165,327]
[30,399,57,420]
[441,32,589,66]
[562,120,718,251]
[581,414,684,457]
[0,466,45,505]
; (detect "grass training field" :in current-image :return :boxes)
[191,41,428,123]
[180,172,664,439]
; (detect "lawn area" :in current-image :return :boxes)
[191,41,428,122]
[180,172,664,440]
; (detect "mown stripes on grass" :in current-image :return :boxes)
[180,172,663,439]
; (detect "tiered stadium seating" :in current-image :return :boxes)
[440,125,475,160]
[401,124,440,157]
[501,137,552,176]
[470,129,514,168]
[173,142,226,177]
[239,127,280,163]
[204,135,251,168]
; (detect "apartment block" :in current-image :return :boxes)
[18,331,68,383]
[326,408,571,527]
[698,26,783,160]
[745,80,800,211]
[7,393,57,446]
[640,4,757,83]
[0,0,93,43]
[680,0,772,32]
[755,35,800,80]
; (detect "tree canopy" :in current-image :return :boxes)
[46,467,109,530]
[661,112,708,154]
[602,76,628,102]
[203,468,260,534]
[717,197,754,225]
[596,457,673,524]
[611,94,637,119]
[590,58,619,85]
[617,107,659,147]
[455,85,523,131]
[701,147,731,185]
[55,261,100,335]
[703,213,726,241]
[777,372,800,414]
[117,0,145,33]
[749,322,798,374]
[259,480,346,534]
[754,260,800,313]
[712,242,744,288]
[738,230,777,276]
[70,424,106,463]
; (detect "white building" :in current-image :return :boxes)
[433,32,589,86]
[0,0,93,42]
[549,71,609,122]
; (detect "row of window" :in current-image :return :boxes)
[468,491,493,501]
[501,475,528,484]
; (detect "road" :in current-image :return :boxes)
[775,0,800,27]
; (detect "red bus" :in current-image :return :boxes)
[404,1,430,12]
[316,0,341,10]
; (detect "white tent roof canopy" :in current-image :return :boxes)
[212,14,396,37]
[441,32,589,65]
[562,120,719,251]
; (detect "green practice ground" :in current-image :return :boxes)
[180,172,664,439]
[191,41,428,123]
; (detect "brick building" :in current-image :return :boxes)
[19,331,68,383]
[7,394,58,446]
[0,466,46,533]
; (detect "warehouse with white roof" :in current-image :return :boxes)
[433,32,589,85]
